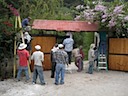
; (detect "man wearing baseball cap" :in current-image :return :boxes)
[31,45,47,85]
[54,44,68,85]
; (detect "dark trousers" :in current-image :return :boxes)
[51,62,56,78]
[67,51,72,64]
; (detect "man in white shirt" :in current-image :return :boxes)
[24,32,32,51]
[31,45,46,85]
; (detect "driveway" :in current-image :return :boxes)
[0,61,128,96]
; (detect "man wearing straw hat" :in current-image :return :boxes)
[31,45,47,85]
[16,43,30,82]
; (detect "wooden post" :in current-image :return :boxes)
[17,16,24,43]
[28,60,31,78]
[13,36,17,78]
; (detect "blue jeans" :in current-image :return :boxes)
[17,66,29,80]
[99,41,106,54]
[55,64,65,84]
[32,65,45,84]
[88,61,94,74]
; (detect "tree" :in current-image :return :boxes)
[74,0,128,37]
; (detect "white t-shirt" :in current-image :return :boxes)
[31,51,44,66]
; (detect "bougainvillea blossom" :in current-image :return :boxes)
[8,5,19,16]
[3,21,13,27]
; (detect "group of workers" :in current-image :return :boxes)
[15,17,97,85]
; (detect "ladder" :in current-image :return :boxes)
[97,54,108,71]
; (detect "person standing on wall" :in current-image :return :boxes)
[63,34,74,64]
[31,45,47,85]
[16,43,30,82]
[54,44,68,85]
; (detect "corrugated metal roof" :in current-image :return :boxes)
[32,20,98,32]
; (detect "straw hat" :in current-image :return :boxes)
[18,43,27,50]
[35,45,41,50]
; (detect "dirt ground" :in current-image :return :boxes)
[0,61,128,96]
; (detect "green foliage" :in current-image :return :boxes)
[0,1,16,60]
[64,0,84,8]
[18,0,63,19]
[83,33,94,59]
[0,0,94,61]
[55,7,73,20]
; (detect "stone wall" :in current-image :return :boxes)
[0,58,13,81]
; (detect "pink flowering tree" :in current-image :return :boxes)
[74,1,128,38]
